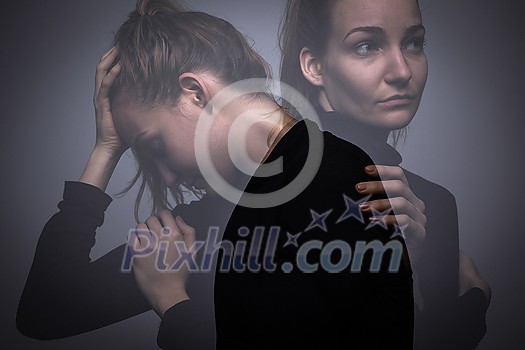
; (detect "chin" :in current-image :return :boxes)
[385,119,413,131]
[377,111,416,130]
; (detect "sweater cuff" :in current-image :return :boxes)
[58,181,113,228]
[63,181,113,212]
[157,299,215,350]
[459,287,489,320]
[157,300,192,349]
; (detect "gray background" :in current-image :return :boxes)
[2,0,523,348]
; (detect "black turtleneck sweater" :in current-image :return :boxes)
[17,111,484,349]
[17,119,415,350]
[214,119,414,349]
[317,110,488,350]
[16,181,233,349]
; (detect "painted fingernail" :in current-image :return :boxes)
[359,203,370,211]
[357,184,367,192]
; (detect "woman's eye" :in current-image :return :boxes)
[403,37,427,52]
[355,41,379,55]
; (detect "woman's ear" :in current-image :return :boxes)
[179,73,210,108]
[299,48,324,87]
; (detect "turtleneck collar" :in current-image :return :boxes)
[315,109,403,166]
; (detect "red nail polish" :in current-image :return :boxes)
[359,204,370,211]
[357,184,367,192]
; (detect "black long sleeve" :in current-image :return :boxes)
[17,181,232,349]
[157,299,216,349]
[414,287,488,349]
[318,110,488,348]
[16,181,151,339]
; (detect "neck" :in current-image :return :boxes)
[318,94,391,143]
[358,122,391,143]
[220,95,297,170]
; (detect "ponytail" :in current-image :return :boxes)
[134,0,187,17]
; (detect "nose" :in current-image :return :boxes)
[156,162,178,189]
[384,49,412,86]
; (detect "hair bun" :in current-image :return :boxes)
[134,0,187,17]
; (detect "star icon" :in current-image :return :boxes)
[365,208,391,230]
[284,231,302,248]
[390,223,409,240]
[305,209,333,232]
[336,194,371,224]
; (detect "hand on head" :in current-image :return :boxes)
[93,46,127,158]
[78,47,127,191]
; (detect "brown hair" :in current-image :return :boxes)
[112,0,272,221]
[278,0,337,111]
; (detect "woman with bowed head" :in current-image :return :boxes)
[279,0,491,348]
[19,0,415,348]
[17,0,271,348]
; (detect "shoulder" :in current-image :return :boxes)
[244,120,381,216]
[402,169,457,216]
[283,128,379,209]
[322,130,375,170]
[281,119,374,163]
[403,170,455,199]
[267,120,375,194]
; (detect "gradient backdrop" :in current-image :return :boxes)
[2,0,524,348]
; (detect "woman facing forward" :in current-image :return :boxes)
[279,0,491,348]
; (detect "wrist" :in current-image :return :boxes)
[92,144,126,162]
[79,146,124,192]
[155,289,190,318]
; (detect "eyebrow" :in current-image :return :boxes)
[406,24,426,35]
[344,26,384,41]
[343,24,426,41]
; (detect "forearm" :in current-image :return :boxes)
[17,181,149,339]
[79,146,123,192]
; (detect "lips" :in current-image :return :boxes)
[380,94,412,102]
[378,94,413,107]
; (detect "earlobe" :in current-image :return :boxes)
[299,48,324,87]
[179,73,209,108]
[193,94,204,108]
